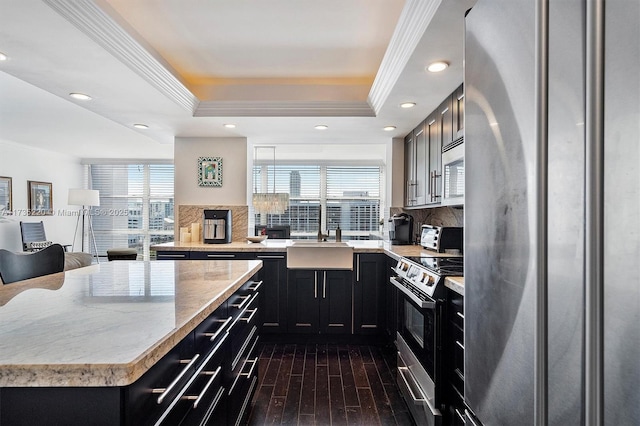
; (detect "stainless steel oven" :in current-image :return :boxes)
[391,256,462,426]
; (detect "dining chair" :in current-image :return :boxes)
[0,243,65,284]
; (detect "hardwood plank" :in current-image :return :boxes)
[281,374,303,425]
[327,344,341,376]
[315,365,331,425]
[338,347,359,407]
[357,387,381,426]
[291,344,306,375]
[349,346,369,389]
[247,384,274,426]
[365,362,395,425]
[329,375,348,425]
[345,406,362,425]
[371,346,395,386]
[264,395,286,425]
[300,351,317,415]
[384,383,411,420]
[273,344,295,397]
[316,343,328,366]
[262,357,282,386]
[299,414,316,425]
[360,345,374,364]
[393,409,415,426]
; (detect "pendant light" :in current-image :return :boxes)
[252,146,290,215]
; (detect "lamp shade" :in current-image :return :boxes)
[68,189,100,207]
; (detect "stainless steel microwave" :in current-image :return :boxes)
[441,142,464,206]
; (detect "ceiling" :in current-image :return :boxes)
[0,0,475,160]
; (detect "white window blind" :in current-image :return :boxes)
[253,163,382,239]
[87,163,174,260]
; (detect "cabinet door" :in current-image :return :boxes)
[439,95,454,148]
[353,254,386,334]
[453,84,464,141]
[404,132,417,206]
[385,256,399,338]
[426,112,442,204]
[287,269,319,333]
[319,270,353,334]
[255,254,288,333]
[414,122,428,206]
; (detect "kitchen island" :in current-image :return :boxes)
[0,259,263,425]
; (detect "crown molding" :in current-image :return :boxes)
[368,0,441,114]
[43,0,198,113]
[195,101,375,117]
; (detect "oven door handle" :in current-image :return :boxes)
[398,366,442,417]
[390,277,435,309]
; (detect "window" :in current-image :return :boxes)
[253,163,382,240]
[86,163,174,260]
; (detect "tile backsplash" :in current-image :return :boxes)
[390,206,464,241]
[178,205,248,242]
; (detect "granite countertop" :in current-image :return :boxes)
[152,240,456,259]
[445,276,464,296]
[0,259,261,388]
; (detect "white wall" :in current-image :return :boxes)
[174,137,248,206]
[0,140,84,251]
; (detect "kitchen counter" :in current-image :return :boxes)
[0,259,261,387]
[445,276,464,296]
[152,240,455,259]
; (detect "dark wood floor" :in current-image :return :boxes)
[247,342,414,426]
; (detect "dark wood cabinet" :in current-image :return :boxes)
[385,256,399,339]
[452,83,464,142]
[287,269,352,334]
[426,111,442,204]
[405,131,417,206]
[445,287,465,426]
[353,253,386,335]
[254,253,288,334]
[156,250,190,260]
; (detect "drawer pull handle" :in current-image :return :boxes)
[456,311,465,320]
[241,308,258,323]
[229,356,259,395]
[456,340,465,350]
[153,353,201,404]
[204,316,233,342]
[249,280,263,291]
[230,294,251,310]
[159,254,186,258]
[192,366,223,408]
[242,357,259,378]
[256,255,285,259]
[455,408,466,423]
[207,254,235,258]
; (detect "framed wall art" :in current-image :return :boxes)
[0,176,12,214]
[198,157,223,187]
[28,180,53,215]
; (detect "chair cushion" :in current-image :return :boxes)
[64,252,93,271]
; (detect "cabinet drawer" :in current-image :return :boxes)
[125,335,196,426]
[190,252,253,260]
[228,330,259,426]
[156,251,190,260]
[194,303,230,357]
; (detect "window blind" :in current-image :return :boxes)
[88,163,174,260]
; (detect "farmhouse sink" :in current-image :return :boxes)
[286,241,353,270]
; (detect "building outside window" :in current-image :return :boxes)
[253,163,382,240]
[86,163,174,260]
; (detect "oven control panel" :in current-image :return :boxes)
[394,258,440,297]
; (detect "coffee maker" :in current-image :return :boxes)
[389,213,414,245]
[203,209,232,243]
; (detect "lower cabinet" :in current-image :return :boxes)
[353,253,386,334]
[287,269,352,334]
[385,256,399,338]
[253,253,288,334]
[0,276,261,426]
[445,287,465,426]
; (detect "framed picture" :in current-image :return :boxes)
[28,181,53,215]
[0,176,11,214]
[198,157,223,187]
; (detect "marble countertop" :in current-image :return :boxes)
[0,259,262,387]
[445,276,464,296]
[152,240,456,259]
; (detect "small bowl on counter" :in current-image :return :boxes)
[246,236,268,243]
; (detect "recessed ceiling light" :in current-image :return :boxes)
[314,125,328,130]
[69,92,92,101]
[383,126,396,131]
[426,61,449,73]
[133,124,149,129]
[0,52,7,61]
[223,123,236,129]
[400,102,416,109]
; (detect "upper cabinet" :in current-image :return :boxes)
[404,83,463,208]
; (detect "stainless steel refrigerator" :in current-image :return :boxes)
[464,0,639,424]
